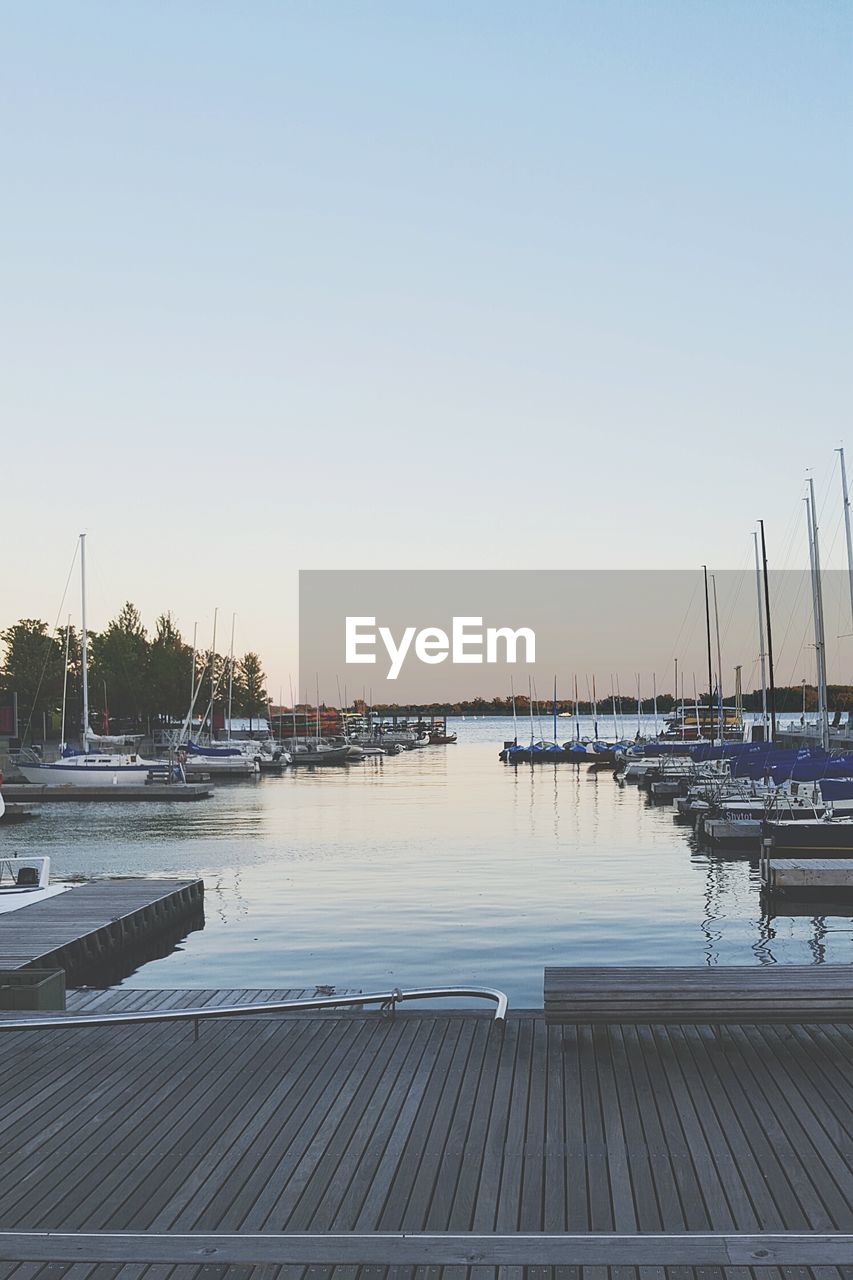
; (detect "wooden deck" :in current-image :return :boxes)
[0,994,852,1277]
[0,879,203,980]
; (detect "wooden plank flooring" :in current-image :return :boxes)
[65,987,360,1011]
[0,879,203,971]
[0,1003,852,1279]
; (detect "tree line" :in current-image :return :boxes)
[0,605,268,742]
[368,687,853,717]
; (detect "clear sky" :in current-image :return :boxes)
[3,1,851,695]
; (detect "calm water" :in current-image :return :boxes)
[4,716,851,1004]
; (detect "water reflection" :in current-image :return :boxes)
[3,717,853,1000]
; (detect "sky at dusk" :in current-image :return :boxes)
[3,1,851,695]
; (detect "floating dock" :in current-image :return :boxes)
[1,783,211,802]
[0,879,204,982]
[0,986,852,1273]
[763,857,853,892]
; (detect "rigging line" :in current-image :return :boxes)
[718,545,752,648]
[18,539,81,746]
[773,566,811,672]
[777,488,811,573]
[668,577,700,660]
[776,563,820,690]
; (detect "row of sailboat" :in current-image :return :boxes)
[14,537,454,786]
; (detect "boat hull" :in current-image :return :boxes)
[17,762,154,787]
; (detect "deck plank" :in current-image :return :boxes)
[0,1000,851,1278]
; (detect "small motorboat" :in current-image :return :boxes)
[0,855,72,914]
[429,731,457,745]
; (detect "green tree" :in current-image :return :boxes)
[149,613,193,722]
[89,602,150,726]
[0,619,64,740]
[234,652,268,720]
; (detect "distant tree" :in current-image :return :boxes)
[0,619,64,740]
[234,652,268,720]
[149,613,193,722]
[89,602,150,726]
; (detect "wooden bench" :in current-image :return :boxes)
[544,965,853,1025]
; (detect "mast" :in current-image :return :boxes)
[636,674,642,738]
[753,531,768,739]
[712,574,724,743]
[807,478,830,750]
[839,446,853,630]
[227,614,236,741]
[510,675,518,743]
[758,520,777,742]
[592,675,598,738]
[528,676,534,745]
[553,676,557,742]
[702,566,715,743]
[190,622,198,713]
[80,533,89,748]
[673,657,677,734]
[60,614,71,749]
[209,609,218,742]
[653,672,658,738]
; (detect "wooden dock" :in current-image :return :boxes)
[763,858,853,892]
[1,987,852,1275]
[1,784,211,802]
[0,879,203,982]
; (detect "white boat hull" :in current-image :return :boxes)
[17,761,155,787]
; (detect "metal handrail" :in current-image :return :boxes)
[0,985,508,1036]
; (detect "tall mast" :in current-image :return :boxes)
[209,608,218,742]
[611,675,618,740]
[758,520,777,742]
[190,622,198,712]
[702,566,714,743]
[808,478,830,749]
[528,676,534,744]
[752,531,768,739]
[227,614,236,740]
[636,674,642,738]
[839,446,853,631]
[80,533,89,748]
[712,574,724,743]
[552,676,557,742]
[60,614,71,749]
[574,674,579,740]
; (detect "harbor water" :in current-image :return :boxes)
[4,716,851,1004]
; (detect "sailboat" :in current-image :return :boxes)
[17,535,166,787]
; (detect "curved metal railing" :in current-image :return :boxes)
[0,985,508,1036]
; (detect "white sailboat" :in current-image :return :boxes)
[17,535,163,787]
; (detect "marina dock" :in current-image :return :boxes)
[1,783,211,802]
[763,857,853,892]
[0,975,852,1273]
[0,879,204,982]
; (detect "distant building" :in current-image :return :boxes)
[217,717,271,739]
